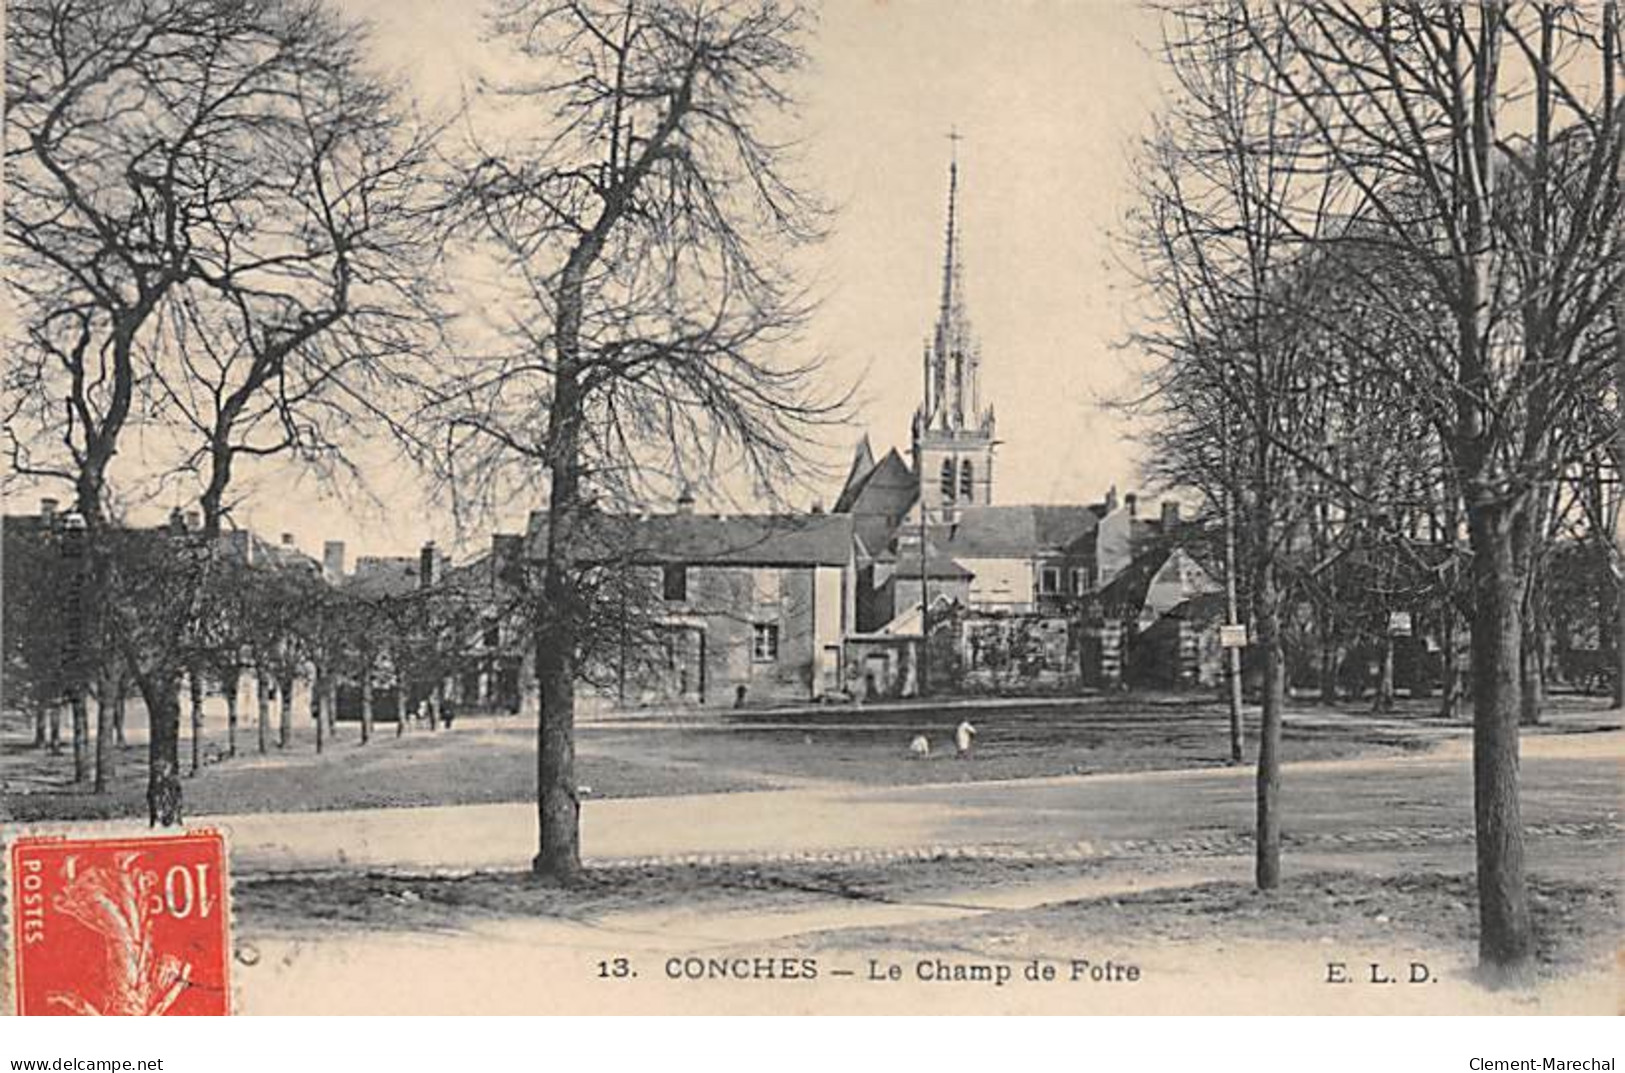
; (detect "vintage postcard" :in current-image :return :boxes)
[1,0,1620,1017]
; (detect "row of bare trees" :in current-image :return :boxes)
[1130,2,1622,984]
[6,0,842,887]
[5,0,444,822]
[3,515,486,792]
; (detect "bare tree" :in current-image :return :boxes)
[434,0,844,881]
[1152,1,1623,982]
[1129,3,1351,891]
[6,0,445,824]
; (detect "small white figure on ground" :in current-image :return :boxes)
[909,734,931,758]
[955,719,976,758]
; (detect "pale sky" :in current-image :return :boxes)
[18,1,1170,563]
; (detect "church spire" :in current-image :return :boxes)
[910,133,996,523]
[918,132,982,435]
[938,130,962,333]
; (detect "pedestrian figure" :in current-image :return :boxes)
[955,719,976,758]
[909,734,930,759]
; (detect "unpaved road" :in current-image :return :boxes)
[124,728,1623,874]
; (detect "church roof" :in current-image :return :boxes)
[834,436,875,511]
[834,447,918,524]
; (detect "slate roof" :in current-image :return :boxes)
[835,448,918,519]
[927,505,1100,559]
[525,510,855,568]
[833,436,876,512]
[1096,545,1171,618]
[891,541,974,580]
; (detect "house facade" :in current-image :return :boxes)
[524,509,857,710]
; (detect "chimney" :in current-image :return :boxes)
[1124,492,1138,518]
[281,532,296,547]
[675,486,696,515]
[184,509,201,532]
[169,507,188,536]
[1161,501,1180,530]
[322,540,347,583]
[810,500,825,514]
[39,497,58,522]
[419,541,436,589]
[1104,485,1118,514]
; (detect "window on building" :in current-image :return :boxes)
[752,623,779,662]
[1040,567,1061,595]
[940,458,956,502]
[1071,568,1092,597]
[960,459,974,500]
[662,564,687,602]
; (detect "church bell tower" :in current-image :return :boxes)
[911,142,996,524]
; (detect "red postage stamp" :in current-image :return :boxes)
[9,830,231,1016]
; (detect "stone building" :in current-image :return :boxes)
[525,509,857,709]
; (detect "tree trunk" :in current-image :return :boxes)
[278,675,294,748]
[93,666,119,792]
[1466,497,1534,983]
[1614,575,1624,709]
[1375,633,1395,712]
[533,260,592,884]
[47,702,63,754]
[1518,621,1543,727]
[188,671,205,775]
[1318,637,1338,705]
[314,671,326,754]
[534,633,581,881]
[429,683,443,732]
[70,687,89,783]
[224,668,240,758]
[1616,96,1625,708]
[113,676,127,747]
[1253,558,1285,891]
[32,703,46,748]
[395,679,407,737]
[257,673,271,754]
[1439,609,1463,720]
[142,676,184,827]
[360,658,374,745]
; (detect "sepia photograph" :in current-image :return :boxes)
[1,0,1621,1027]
